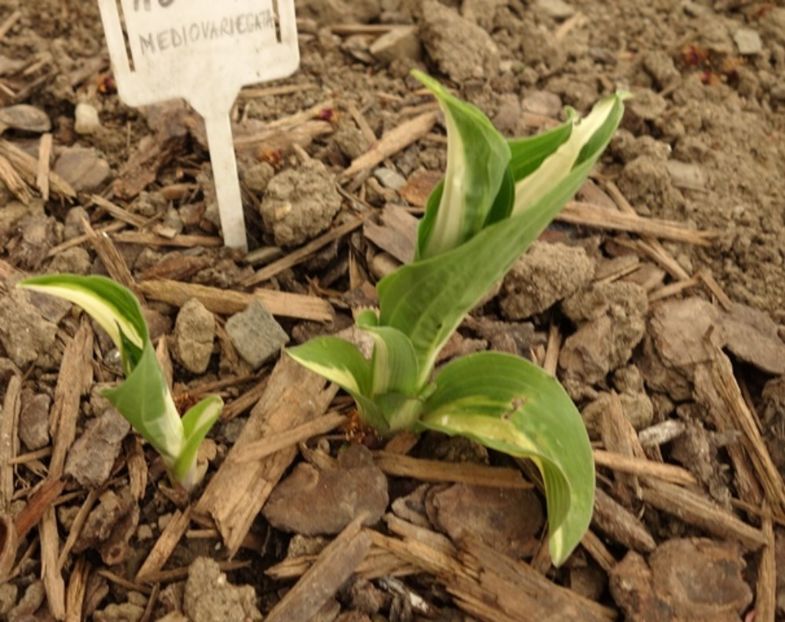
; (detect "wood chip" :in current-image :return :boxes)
[756,512,776,622]
[594,449,696,486]
[41,508,65,620]
[90,195,147,228]
[65,557,88,622]
[593,488,656,553]
[48,320,94,479]
[243,217,363,288]
[342,111,439,179]
[82,216,137,293]
[641,479,767,549]
[58,489,99,570]
[139,279,334,323]
[265,515,372,622]
[363,206,418,263]
[13,478,65,539]
[111,231,224,248]
[374,452,532,489]
[136,507,191,583]
[0,374,20,512]
[0,152,31,203]
[231,412,345,463]
[695,348,785,515]
[0,139,75,198]
[36,133,52,201]
[195,357,334,555]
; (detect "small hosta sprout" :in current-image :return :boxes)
[19,275,222,491]
[288,71,627,565]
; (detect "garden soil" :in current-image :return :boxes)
[2,0,785,620]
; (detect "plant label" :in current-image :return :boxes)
[97,0,300,250]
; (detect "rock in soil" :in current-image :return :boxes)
[184,557,262,622]
[93,601,145,622]
[0,584,17,618]
[18,392,50,451]
[0,104,51,133]
[74,102,102,135]
[65,408,130,488]
[263,444,388,535]
[7,581,44,622]
[173,298,215,374]
[369,26,422,65]
[559,282,648,385]
[0,288,58,368]
[610,539,752,622]
[419,1,501,82]
[53,146,111,192]
[500,241,595,320]
[73,489,134,554]
[260,159,343,247]
[426,484,544,557]
[225,299,288,369]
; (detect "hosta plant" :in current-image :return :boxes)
[288,71,627,565]
[18,275,223,491]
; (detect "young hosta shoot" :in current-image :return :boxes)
[289,71,627,566]
[18,275,223,491]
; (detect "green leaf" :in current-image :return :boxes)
[172,395,223,490]
[103,341,184,463]
[413,71,511,259]
[514,94,627,215]
[286,336,372,397]
[378,93,625,384]
[364,326,419,396]
[19,274,147,374]
[419,352,594,566]
[507,117,573,183]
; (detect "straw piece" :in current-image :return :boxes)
[373,451,533,489]
[243,217,363,287]
[342,111,439,179]
[139,279,334,323]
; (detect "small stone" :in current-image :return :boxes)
[0,289,58,368]
[522,90,563,118]
[54,147,111,192]
[373,167,406,190]
[536,0,575,19]
[93,602,145,622]
[666,160,706,191]
[0,583,17,617]
[427,484,544,557]
[500,241,596,320]
[19,393,50,451]
[734,27,763,55]
[0,201,28,243]
[419,1,500,82]
[184,558,262,622]
[260,159,343,247]
[65,409,130,488]
[225,300,288,369]
[263,444,388,535]
[174,299,215,374]
[0,104,51,133]
[369,26,421,64]
[7,581,44,622]
[74,102,102,135]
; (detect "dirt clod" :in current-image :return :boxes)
[0,288,58,369]
[260,159,342,247]
[500,241,595,320]
[18,392,50,451]
[184,557,262,622]
[419,1,500,82]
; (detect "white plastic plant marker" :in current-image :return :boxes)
[97,0,300,250]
